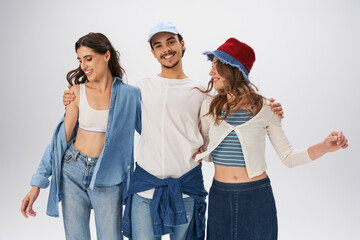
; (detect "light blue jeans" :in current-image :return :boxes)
[60,143,123,240]
[131,193,195,240]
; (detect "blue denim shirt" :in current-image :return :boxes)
[30,77,142,217]
[123,163,208,240]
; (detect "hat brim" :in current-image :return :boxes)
[203,50,249,80]
[148,31,182,43]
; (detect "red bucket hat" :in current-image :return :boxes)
[203,38,256,80]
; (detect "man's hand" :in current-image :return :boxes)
[192,147,204,163]
[269,98,284,119]
[63,84,75,106]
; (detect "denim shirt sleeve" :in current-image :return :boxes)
[30,116,72,189]
[135,88,142,134]
[30,141,54,189]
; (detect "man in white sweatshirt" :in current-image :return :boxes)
[128,21,208,239]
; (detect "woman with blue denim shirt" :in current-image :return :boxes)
[21,33,141,240]
[195,38,348,239]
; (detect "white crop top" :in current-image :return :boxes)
[78,83,109,133]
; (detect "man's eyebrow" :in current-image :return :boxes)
[152,36,177,47]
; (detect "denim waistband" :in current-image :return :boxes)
[212,177,271,192]
[66,142,99,165]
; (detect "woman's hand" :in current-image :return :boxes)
[321,131,349,153]
[21,186,40,218]
[308,131,348,160]
[193,147,204,163]
[269,98,284,119]
[63,84,75,106]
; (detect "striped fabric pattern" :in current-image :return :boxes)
[212,109,253,167]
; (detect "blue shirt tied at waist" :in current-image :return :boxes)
[123,163,208,240]
[30,77,142,217]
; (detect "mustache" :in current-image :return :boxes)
[161,51,177,58]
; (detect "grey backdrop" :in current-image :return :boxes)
[1,0,359,239]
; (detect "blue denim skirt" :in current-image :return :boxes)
[207,177,278,240]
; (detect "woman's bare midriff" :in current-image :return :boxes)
[214,164,267,183]
[73,128,105,157]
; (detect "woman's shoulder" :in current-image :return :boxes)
[115,78,139,90]
[260,98,271,111]
[255,98,279,122]
[70,84,80,93]
[202,95,214,107]
[200,95,214,116]
[70,84,81,101]
[117,81,141,97]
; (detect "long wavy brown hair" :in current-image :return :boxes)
[199,60,265,125]
[66,32,125,85]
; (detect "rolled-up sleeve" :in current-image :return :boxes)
[30,141,54,188]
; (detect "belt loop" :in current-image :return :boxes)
[72,151,79,161]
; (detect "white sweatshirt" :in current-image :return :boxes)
[136,76,206,198]
[195,97,312,178]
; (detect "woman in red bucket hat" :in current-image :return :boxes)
[195,38,348,239]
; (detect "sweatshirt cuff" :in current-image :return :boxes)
[292,148,313,167]
[30,173,50,189]
[304,148,313,163]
